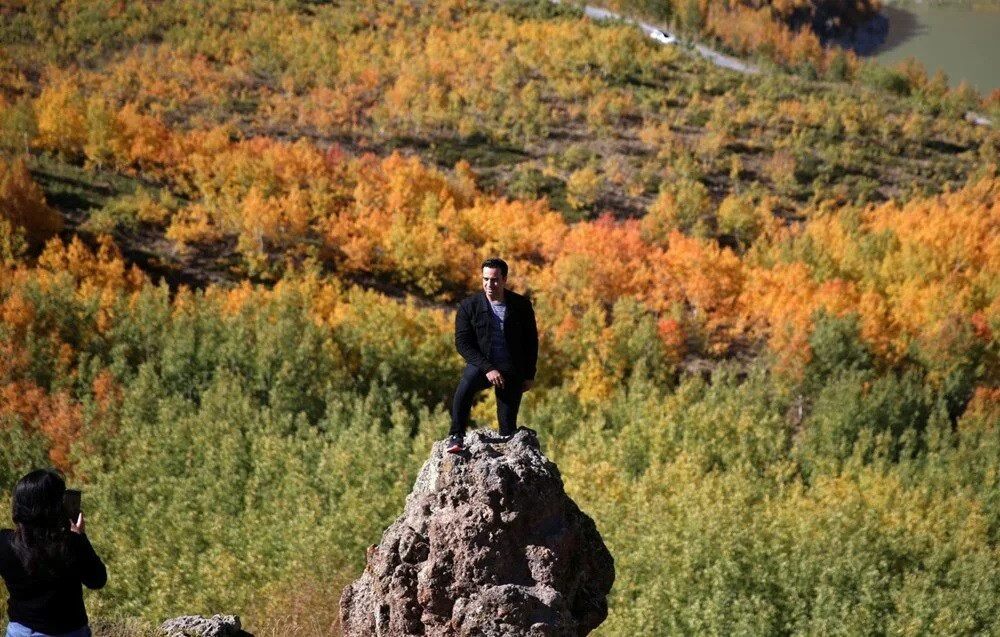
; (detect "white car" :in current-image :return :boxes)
[648,29,677,45]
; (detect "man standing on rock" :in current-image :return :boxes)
[447,258,538,453]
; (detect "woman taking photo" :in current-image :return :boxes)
[1,469,107,637]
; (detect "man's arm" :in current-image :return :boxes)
[523,296,538,381]
[455,300,493,373]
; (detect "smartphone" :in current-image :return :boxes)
[63,489,82,521]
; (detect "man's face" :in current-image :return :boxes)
[482,267,506,302]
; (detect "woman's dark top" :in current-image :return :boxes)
[0,528,107,634]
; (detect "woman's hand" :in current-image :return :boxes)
[69,512,86,535]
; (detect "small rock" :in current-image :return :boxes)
[158,614,254,637]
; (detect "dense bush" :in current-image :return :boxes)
[0,246,996,633]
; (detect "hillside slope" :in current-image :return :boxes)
[0,2,998,635]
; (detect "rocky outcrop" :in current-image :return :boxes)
[340,427,614,637]
[159,614,253,637]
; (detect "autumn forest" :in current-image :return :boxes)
[0,0,998,634]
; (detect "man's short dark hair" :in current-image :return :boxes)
[482,258,508,278]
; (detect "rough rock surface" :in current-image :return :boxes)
[340,427,614,637]
[158,614,253,637]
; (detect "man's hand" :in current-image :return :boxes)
[486,369,505,388]
[521,379,534,392]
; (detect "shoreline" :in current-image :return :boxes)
[844,2,1000,95]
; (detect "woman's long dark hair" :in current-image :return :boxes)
[11,468,74,577]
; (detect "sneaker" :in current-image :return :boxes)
[498,426,517,439]
[446,434,464,453]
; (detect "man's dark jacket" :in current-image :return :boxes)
[455,290,538,380]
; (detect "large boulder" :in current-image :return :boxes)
[340,428,614,636]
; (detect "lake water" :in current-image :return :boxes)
[871,3,1000,95]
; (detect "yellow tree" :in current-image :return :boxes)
[33,80,87,159]
[0,157,63,245]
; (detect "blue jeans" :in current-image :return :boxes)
[6,622,91,637]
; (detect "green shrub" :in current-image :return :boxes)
[857,63,911,97]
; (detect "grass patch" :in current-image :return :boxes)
[28,155,148,214]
